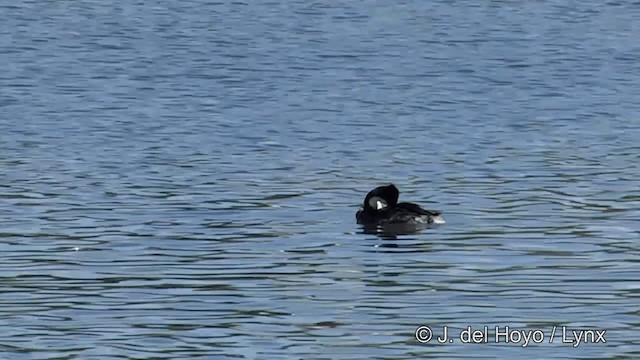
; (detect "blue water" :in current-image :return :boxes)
[2,1,640,359]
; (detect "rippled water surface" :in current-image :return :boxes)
[2,1,640,359]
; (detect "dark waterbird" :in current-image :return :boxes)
[356,184,444,232]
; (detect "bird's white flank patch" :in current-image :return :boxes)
[432,216,446,224]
